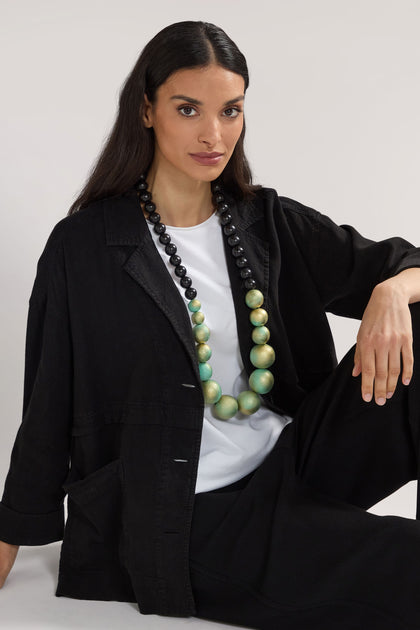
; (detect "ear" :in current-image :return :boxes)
[142,93,153,128]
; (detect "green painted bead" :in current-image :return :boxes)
[214,395,239,420]
[193,323,210,343]
[196,343,212,362]
[250,344,275,369]
[192,311,205,325]
[199,362,212,381]
[249,308,268,327]
[252,326,270,345]
[237,390,261,415]
[245,289,264,309]
[188,298,201,312]
[249,369,274,394]
[202,380,222,404]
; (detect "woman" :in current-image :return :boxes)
[1,19,420,630]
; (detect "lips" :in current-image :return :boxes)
[190,152,224,158]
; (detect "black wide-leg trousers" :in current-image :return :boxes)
[189,302,420,630]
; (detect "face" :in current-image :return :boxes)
[141,64,245,183]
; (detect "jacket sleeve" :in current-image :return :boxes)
[278,195,420,319]
[0,220,73,545]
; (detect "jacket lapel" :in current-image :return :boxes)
[104,191,200,382]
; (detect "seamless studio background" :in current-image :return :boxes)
[0,1,419,628]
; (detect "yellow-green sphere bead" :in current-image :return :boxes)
[252,326,270,345]
[250,344,276,369]
[202,380,222,404]
[199,362,212,381]
[188,298,201,312]
[249,369,274,394]
[249,308,268,327]
[192,311,205,325]
[245,289,264,309]
[237,390,261,415]
[193,323,210,343]
[197,343,212,362]
[214,395,239,420]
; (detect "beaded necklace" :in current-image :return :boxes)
[135,174,275,421]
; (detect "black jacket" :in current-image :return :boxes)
[1,185,419,616]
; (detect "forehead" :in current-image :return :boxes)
[159,65,245,98]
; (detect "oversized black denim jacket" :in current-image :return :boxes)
[1,185,419,616]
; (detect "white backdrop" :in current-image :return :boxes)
[1,1,419,628]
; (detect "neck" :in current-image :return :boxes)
[142,164,215,228]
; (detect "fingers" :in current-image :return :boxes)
[355,340,414,405]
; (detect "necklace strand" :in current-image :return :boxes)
[135,174,275,420]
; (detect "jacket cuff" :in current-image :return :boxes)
[0,501,64,545]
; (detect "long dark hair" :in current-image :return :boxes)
[67,20,262,216]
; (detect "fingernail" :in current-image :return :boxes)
[377,397,386,406]
[386,392,393,399]
[403,378,411,385]
[363,393,372,402]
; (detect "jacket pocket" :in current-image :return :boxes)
[62,458,124,570]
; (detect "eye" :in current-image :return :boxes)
[223,107,242,118]
[178,105,197,117]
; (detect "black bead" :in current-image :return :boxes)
[223,224,236,236]
[236,256,248,268]
[145,202,156,213]
[244,278,257,289]
[212,182,222,193]
[170,254,181,266]
[175,265,187,278]
[180,276,192,288]
[140,191,152,202]
[232,245,245,258]
[136,180,147,190]
[154,223,166,234]
[218,202,229,213]
[240,267,253,279]
[149,212,160,223]
[214,193,225,204]
[228,234,241,247]
[220,212,232,226]
[159,233,171,245]
[139,173,146,180]
[185,287,197,299]
[165,243,177,255]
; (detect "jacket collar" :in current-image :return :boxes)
[104,187,271,386]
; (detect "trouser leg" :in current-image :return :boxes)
[290,301,420,515]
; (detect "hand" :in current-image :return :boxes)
[0,540,19,588]
[352,281,414,405]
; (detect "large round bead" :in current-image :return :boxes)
[188,298,201,312]
[252,325,270,345]
[196,343,212,362]
[202,380,222,404]
[249,369,274,394]
[199,362,212,381]
[245,289,264,309]
[250,344,275,369]
[214,395,239,420]
[249,308,268,327]
[192,311,205,325]
[193,324,210,343]
[237,390,261,415]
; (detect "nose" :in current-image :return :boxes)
[198,115,222,147]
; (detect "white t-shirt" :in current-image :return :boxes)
[146,210,293,493]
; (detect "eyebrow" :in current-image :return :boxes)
[170,94,245,106]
